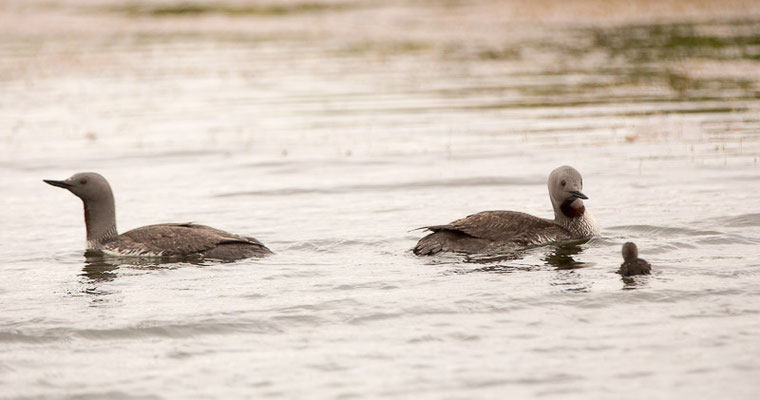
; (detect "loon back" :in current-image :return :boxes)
[101,223,272,260]
[413,211,572,256]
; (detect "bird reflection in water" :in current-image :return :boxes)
[80,251,206,294]
[82,250,120,284]
[459,241,591,274]
[542,242,590,270]
[620,274,651,290]
[460,248,530,274]
[545,242,593,292]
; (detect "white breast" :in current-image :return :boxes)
[101,245,166,258]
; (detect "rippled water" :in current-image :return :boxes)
[2,1,760,398]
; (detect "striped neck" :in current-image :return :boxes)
[555,211,599,238]
[553,199,599,238]
[83,199,118,249]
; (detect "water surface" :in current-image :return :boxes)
[1,1,760,399]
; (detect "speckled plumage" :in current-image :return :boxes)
[413,166,600,256]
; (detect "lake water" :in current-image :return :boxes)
[1,1,760,399]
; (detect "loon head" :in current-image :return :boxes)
[622,242,638,261]
[548,165,588,219]
[44,172,118,248]
[44,172,113,202]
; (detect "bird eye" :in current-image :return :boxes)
[560,180,566,186]
[80,179,87,185]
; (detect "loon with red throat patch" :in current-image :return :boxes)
[413,165,600,255]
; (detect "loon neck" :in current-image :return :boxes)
[559,198,585,219]
[553,199,598,237]
[83,199,118,249]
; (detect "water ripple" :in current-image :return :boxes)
[0,320,282,343]
[216,176,540,197]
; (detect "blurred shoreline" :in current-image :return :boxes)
[2,0,760,40]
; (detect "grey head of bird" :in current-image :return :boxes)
[622,242,638,261]
[43,172,114,202]
[44,172,119,247]
[547,165,588,219]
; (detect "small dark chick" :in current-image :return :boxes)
[619,242,651,276]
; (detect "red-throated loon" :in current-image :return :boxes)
[44,172,272,261]
[413,165,600,255]
[619,242,651,276]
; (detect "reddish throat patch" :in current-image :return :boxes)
[560,199,585,218]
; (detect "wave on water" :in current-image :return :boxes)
[608,222,760,246]
[711,213,760,228]
[280,238,391,252]
[0,320,282,344]
[215,176,540,197]
[607,224,724,236]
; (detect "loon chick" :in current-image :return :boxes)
[413,165,599,255]
[619,242,651,276]
[44,172,272,261]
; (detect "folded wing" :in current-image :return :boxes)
[414,211,570,255]
[103,223,271,259]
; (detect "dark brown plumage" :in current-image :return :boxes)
[44,172,272,262]
[413,166,599,256]
[104,223,272,260]
[413,211,573,255]
[619,242,651,276]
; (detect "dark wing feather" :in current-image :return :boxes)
[414,230,491,255]
[424,211,569,245]
[414,211,573,256]
[104,223,271,258]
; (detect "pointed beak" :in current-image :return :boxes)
[43,179,73,189]
[569,190,588,200]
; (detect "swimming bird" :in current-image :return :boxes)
[619,242,651,276]
[413,165,599,255]
[44,172,272,261]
